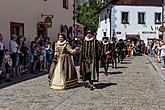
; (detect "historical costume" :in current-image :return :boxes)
[110,38,117,69]
[48,34,78,90]
[100,37,110,76]
[116,39,126,63]
[127,43,133,57]
[80,33,100,90]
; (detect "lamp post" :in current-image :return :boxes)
[107,5,113,40]
[73,0,77,39]
[163,0,165,41]
[159,0,165,41]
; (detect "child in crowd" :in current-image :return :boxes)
[45,41,53,69]
[30,38,40,74]
[4,49,12,82]
[39,41,47,72]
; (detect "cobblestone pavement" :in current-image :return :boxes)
[147,56,165,81]
[0,56,165,110]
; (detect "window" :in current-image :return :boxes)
[77,30,82,35]
[63,0,68,9]
[103,32,106,36]
[10,22,24,37]
[155,13,161,24]
[121,12,129,24]
[138,12,145,24]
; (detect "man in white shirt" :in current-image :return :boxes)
[9,34,20,77]
[159,41,165,69]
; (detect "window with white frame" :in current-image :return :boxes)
[121,12,129,24]
[138,12,145,24]
[155,13,161,24]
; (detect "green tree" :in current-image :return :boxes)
[77,0,105,33]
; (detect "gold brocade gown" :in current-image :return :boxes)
[48,41,78,90]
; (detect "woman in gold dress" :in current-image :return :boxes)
[48,33,79,90]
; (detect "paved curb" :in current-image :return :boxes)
[147,55,165,82]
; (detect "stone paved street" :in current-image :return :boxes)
[0,56,165,110]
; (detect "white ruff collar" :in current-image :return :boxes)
[57,40,67,45]
[103,41,109,45]
[85,36,94,41]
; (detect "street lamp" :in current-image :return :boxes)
[162,0,165,41]
[107,5,113,39]
[73,0,77,38]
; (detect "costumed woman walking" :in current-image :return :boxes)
[48,33,80,90]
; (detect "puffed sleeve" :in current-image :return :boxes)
[66,43,76,54]
[53,43,59,62]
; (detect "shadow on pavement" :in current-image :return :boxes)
[121,61,132,64]
[127,57,134,60]
[109,71,123,74]
[116,66,128,68]
[99,71,123,75]
[94,82,117,89]
[0,72,48,89]
[123,59,132,61]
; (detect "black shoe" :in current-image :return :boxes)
[104,72,108,76]
[5,79,11,82]
[15,74,21,77]
[84,82,90,88]
[90,85,95,91]
[31,70,38,74]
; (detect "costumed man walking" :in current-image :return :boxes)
[100,37,110,76]
[80,31,100,90]
[110,37,117,69]
[116,39,127,63]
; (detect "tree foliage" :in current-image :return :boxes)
[77,0,106,33]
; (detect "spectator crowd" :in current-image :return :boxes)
[0,34,53,84]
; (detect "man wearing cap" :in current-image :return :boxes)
[116,39,127,63]
[80,31,100,90]
[100,37,110,76]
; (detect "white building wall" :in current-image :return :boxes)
[97,5,162,44]
[0,0,74,47]
[97,8,110,41]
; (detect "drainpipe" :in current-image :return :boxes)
[107,4,113,40]
[163,0,165,41]
[73,0,76,38]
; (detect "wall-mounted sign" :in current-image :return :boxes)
[142,31,156,34]
[159,26,165,32]
[44,16,52,28]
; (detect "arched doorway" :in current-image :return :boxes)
[60,24,69,40]
[37,21,47,38]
